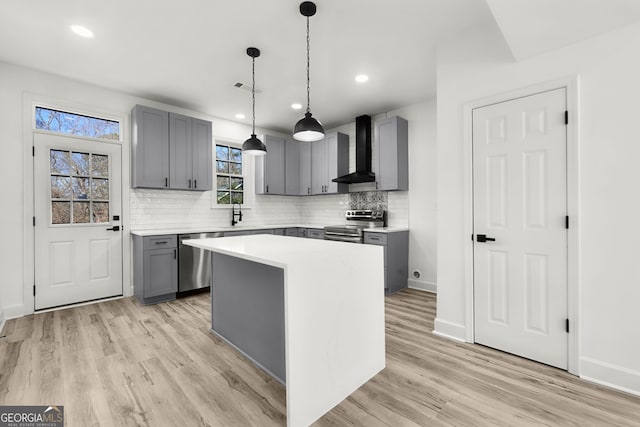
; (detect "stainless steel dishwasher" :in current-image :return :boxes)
[178,232,223,292]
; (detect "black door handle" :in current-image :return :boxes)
[476,234,495,242]
[106,226,120,232]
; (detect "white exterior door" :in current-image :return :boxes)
[472,88,568,369]
[34,132,123,310]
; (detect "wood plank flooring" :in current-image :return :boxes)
[1,289,639,426]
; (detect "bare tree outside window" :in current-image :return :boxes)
[36,107,120,141]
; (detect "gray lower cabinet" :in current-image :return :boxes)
[364,231,409,294]
[256,135,286,195]
[133,235,178,305]
[285,227,306,237]
[132,105,212,191]
[306,228,324,239]
[374,116,408,191]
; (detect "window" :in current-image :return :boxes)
[35,106,120,141]
[50,149,110,224]
[215,144,244,205]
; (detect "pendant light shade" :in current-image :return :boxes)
[242,47,266,156]
[293,1,324,142]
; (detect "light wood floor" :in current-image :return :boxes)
[1,290,638,426]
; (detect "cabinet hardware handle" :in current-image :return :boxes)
[174,249,177,259]
[266,185,269,193]
[165,177,168,187]
[154,241,168,245]
[194,179,197,189]
[189,179,191,188]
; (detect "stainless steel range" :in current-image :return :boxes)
[323,210,386,243]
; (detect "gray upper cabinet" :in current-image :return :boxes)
[132,105,212,191]
[311,132,349,195]
[169,113,213,191]
[132,105,170,189]
[286,140,311,196]
[256,135,286,195]
[374,116,408,191]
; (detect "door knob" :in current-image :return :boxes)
[106,226,120,231]
[476,234,495,242]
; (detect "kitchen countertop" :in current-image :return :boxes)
[184,235,385,426]
[130,224,409,236]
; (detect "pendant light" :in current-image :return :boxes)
[293,1,325,142]
[242,47,267,156]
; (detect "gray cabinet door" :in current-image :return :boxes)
[285,139,301,195]
[325,132,349,194]
[169,112,192,190]
[299,141,312,196]
[192,118,213,190]
[310,139,326,194]
[375,116,408,191]
[132,105,169,189]
[144,248,177,297]
[256,135,285,194]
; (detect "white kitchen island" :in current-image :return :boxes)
[184,234,386,427]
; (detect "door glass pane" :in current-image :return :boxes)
[93,202,109,223]
[73,202,90,223]
[52,202,71,224]
[49,148,112,225]
[91,154,109,176]
[51,176,71,199]
[71,152,90,176]
[50,150,70,174]
[91,178,109,200]
[72,178,89,199]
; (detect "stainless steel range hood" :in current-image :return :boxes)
[332,115,376,184]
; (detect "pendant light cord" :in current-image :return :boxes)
[252,56,256,134]
[306,16,311,114]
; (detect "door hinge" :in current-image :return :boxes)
[566,318,570,333]
[33,284,36,296]
[33,216,36,226]
[564,110,569,125]
[565,215,569,229]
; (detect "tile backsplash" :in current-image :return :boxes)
[349,191,388,211]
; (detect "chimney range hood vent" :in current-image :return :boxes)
[332,115,375,184]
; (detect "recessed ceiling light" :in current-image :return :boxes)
[235,113,246,120]
[355,74,369,83]
[291,103,302,110]
[70,25,94,38]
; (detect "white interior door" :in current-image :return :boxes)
[34,132,123,310]
[473,88,568,369]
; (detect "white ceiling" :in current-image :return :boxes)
[1,1,639,133]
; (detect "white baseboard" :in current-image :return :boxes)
[0,308,5,335]
[580,357,640,397]
[4,304,25,320]
[433,318,466,343]
[408,278,437,293]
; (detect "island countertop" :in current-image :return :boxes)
[185,234,386,427]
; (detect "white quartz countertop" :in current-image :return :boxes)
[130,224,408,236]
[184,234,384,269]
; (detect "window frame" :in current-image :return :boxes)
[211,139,254,209]
[33,104,123,143]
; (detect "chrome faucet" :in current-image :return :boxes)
[231,204,243,226]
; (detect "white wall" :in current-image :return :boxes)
[435,21,640,394]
